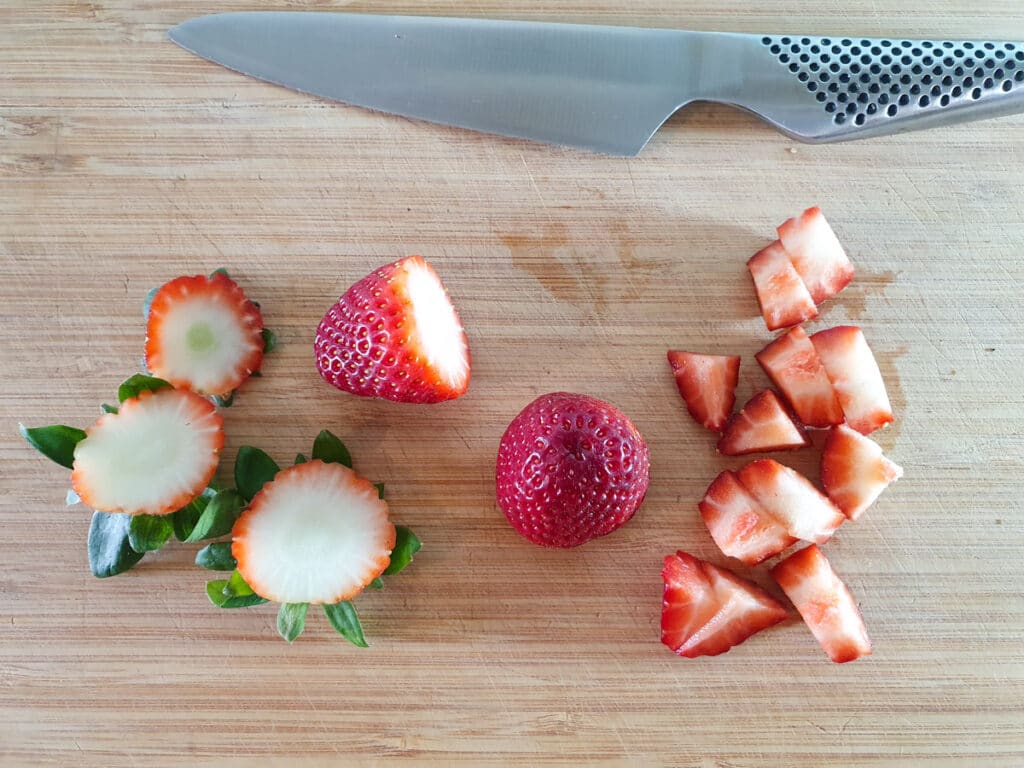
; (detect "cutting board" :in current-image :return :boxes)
[2,1,1022,765]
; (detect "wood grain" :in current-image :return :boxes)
[2,1,1023,765]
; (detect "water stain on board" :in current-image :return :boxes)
[835,269,897,321]
[874,344,908,448]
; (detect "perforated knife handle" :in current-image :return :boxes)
[695,32,1024,142]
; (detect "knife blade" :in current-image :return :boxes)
[168,12,1024,155]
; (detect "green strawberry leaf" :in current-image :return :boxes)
[294,453,307,465]
[374,483,385,500]
[235,446,280,502]
[277,602,308,643]
[383,526,422,576]
[88,512,146,578]
[311,430,352,468]
[209,267,230,278]
[184,489,242,543]
[172,487,216,542]
[128,514,174,552]
[205,579,267,609]
[142,285,159,321]
[100,403,118,414]
[261,328,277,354]
[225,569,256,597]
[323,601,368,647]
[118,374,172,403]
[19,424,86,469]
[367,577,384,590]
[195,542,237,571]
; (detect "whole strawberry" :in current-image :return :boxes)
[496,392,650,548]
[315,256,471,403]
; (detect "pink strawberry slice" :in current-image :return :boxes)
[809,326,894,435]
[821,424,903,520]
[771,544,872,663]
[747,240,819,331]
[717,389,808,456]
[756,326,844,428]
[496,392,650,548]
[661,551,788,658]
[699,470,797,565]
[315,256,470,404]
[666,351,740,433]
[736,459,845,545]
[776,207,854,304]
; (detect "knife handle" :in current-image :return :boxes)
[698,32,1024,142]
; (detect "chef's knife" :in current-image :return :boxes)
[169,12,1024,155]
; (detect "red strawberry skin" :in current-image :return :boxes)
[315,256,470,404]
[496,393,650,548]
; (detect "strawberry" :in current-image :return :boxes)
[666,351,740,432]
[771,545,872,663]
[809,326,894,435]
[756,326,843,428]
[145,272,265,397]
[495,392,650,548]
[747,240,819,331]
[315,256,470,404]
[71,388,224,516]
[699,470,797,565]
[232,460,396,604]
[661,551,788,658]
[821,424,903,520]
[717,389,808,456]
[736,459,845,544]
[776,207,854,304]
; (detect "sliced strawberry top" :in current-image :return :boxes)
[810,326,894,435]
[756,326,844,428]
[736,459,845,545]
[747,240,819,331]
[661,550,788,658]
[717,389,808,456]
[821,424,903,520]
[771,545,872,663]
[666,350,740,433]
[776,207,854,305]
[699,470,797,565]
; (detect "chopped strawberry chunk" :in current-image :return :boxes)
[666,351,740,433]
[776,207,854,304]
[809,326,894,435]
[718,389,808,456]
[821,424,903,520]
[699,470,797,565]
[736,459,845,544]
[661,551,788,658]
[756,326,844,428]
[771,545,872,663]
[747,240,819,331]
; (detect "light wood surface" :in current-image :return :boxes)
[2,1,1023,765]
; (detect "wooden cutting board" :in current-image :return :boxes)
[2,1,1022,765]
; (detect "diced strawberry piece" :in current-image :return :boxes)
[809,326,894,435]
[661,551,788,658]
[771,545,872,663]
[821,424,903,520]
[717,389,808,456]
[755,327,844,428]
[666,351,740,432]
[736,459,845,544]
[699,470,797,565]
[747,240,819,331]
[776,207,854,304]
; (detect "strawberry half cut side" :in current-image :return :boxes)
[821,424,903,520]
[756,326,844,428]
[718,389,809,456]
[736,459,845,545]
[71,388,224,516]
[747,240,819,331]
[666,351,740,433]
[661,551,788,658]
[810,326,894,435]
[776,207,855,305]
[699,470,797,565]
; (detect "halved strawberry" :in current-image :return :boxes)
[771,545,872,663]
[145,272,265,397]
[756,326,843,428]
[717,389,808,456]
[736,459,845,544]
[809,326,894,435]
[776,207,854,304]
[71,388,224,515]
[661,550,788,658]
[821,424,903,520]
[315,256,470,403]
[232,460,396,604]
[699,470,797,565]
[666,351,740,432]
[747,240,819,331]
